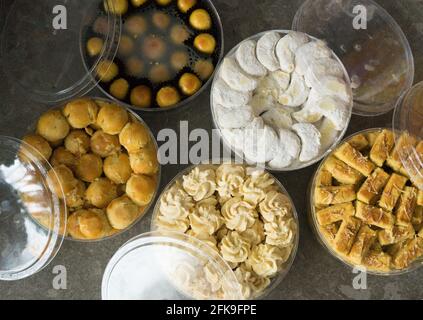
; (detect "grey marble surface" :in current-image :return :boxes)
[1,0,423,300]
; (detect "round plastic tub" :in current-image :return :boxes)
[211,30,353,172]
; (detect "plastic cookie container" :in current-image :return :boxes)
[152,162,299,299]
[81,0,224,111]
[309,126,423,275]
[211,30,353,171]
[23,97,161,242]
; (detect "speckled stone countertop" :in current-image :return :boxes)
[1,0,423,300]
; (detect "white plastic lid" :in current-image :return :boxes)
[293,0,414,116]
[1,0,121,103]
[102,231,243,300]
[393,82,423,190]
[0,136,66,281]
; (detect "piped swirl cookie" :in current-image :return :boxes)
[154,163,298,299]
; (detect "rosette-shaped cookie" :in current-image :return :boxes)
[221,197,258,232]
[189,196,224,235]
[241,219,265,246]
[234,264,271,299]
[155,215,190,233]
[241,169,276,206]
[219,231,251,263]
[259,191,292,222]
[182,167,217,201]
[264,216,296,247]
[247,244,289,277]
[216,164,245,204]
[159,182,194,220]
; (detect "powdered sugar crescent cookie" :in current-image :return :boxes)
[292,89,323,123]
[256,32,280,72]
[319,118,339,152]
[268,129,301,169]
[295,41,332,76]
[243,118,279,163]
[215,104,254,129]
[304,57,344,88]
[250,94,277,116]
[221,57,258,92]
[262,107,293,130]
[275,32,309,73]
[236,40,268,77]
[213,78,252,108]
[256,71,290,101]
[292,123,322,162]
[278,72,310,107]
[315,95,350,131]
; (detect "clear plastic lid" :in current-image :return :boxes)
[393,82,423,190]
[293,0,414,116]
[102,231,243,300]
[0,136,66,281]
[1,0,121,103]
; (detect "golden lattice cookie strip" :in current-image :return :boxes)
[313,129,423,272]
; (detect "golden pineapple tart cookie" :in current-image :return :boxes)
[63,98,98,129]
[312,129,423,273]
[129,143,159,175]
[65,180,86,209]
[64,130,91,156]
[119,121,150,153]
[27,98,159,240]
[37,109,70,143]
[68,209,113,240]
[153,164,298,299]
[21,134,52,162]
[126,174,157,206]
[75,153,103,182]
[86,178,119,208]
[50,147,77,168]
[107,195,143,230]
[47,165,78,197]
[97,102,129,135]
[90,130,121,158]
[104,153,132,184]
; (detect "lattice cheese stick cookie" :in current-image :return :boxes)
[349,134,369,151]
[357,168,390,205]
[324,157,363,185]
[362,247,391,272]
[369,129,395,167]
[396,187,418,227]
[379,173,408,212]
[334,143,375,177]
[392,237,423,270]
[348,225,377,265]
[333,216,361,256]
[378,224,415,246]
[355,201,395,230]
[314,185,357,206]
[316,202,355,226]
